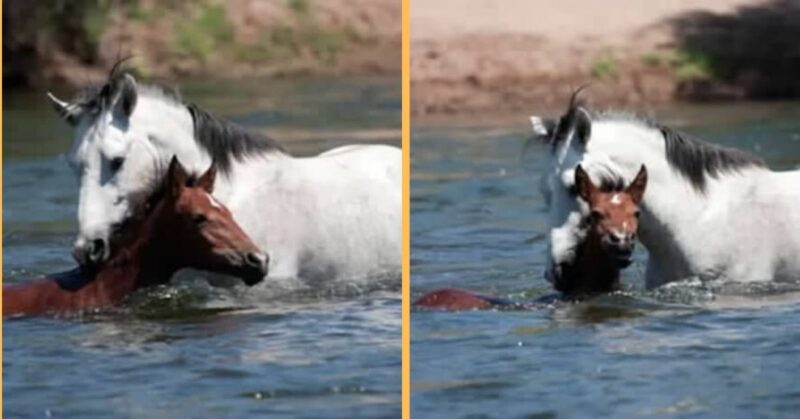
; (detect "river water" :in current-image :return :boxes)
[411,103,800,418]
[3,77,401,418]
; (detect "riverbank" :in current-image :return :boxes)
[411,0,799,116]
[4,0,400,88]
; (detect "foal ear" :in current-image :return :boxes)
[166,156,188,198]
[627,165,648,204]
[111,73,138,119]
[574,164,596,202]
[46,92,82,126]
[197,162,217,193]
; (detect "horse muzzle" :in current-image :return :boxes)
[73,238,109,267]
[240,251,269,286]
[609,243,635,268]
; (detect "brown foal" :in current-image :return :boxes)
[414,164,647,310]
[3,157,269,317]
[551,164,647,299]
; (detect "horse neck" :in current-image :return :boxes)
[121,204,181,287]
[563,231,620,296]
[135,94,212,176]
[585,121,710,275]
[76,205,178,304]
[3,245,155,316]
[141,96,289,203]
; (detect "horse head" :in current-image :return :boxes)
[48,67,198,267]
[145,156,268,286]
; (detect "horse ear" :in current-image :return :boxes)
[574,164,596,202]
[576,107,592,144]
[553,88,592,146]
[166,156,188,198]
[46,92,81,126]
[111,73,138,119]
[530,116,556,139]
[627,165,648,204]
[197,162,217,193]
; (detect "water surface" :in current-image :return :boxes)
[411,103,800,418]
[4,77,401,418]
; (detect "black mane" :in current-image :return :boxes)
[545,90,766,193]
[187,104,285,174]
[70,63,285,175]
[658,125,765,192]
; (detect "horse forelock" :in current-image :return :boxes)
[595,174,627,193]
[70,70,183,120]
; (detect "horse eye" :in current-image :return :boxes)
[634,210,641,218]
[110,157,125,173]
[192,214,208,225]
[590,210,603,223]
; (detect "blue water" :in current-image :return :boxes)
[3,77,401,418]
[411,103,800,418]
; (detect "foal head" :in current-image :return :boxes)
[143,157,269,286]
[551,164,647,298]
[575,164,647,267]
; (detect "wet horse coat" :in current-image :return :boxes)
[414,165,646,310]
[533,92,800,288]
[47,68,400,285]
[3,158,267,317]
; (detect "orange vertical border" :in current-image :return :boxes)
[401,0,410,416]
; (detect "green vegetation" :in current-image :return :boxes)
[30,0,114,54]
[12,0,364,85]
[234,25,358,65]
[590,54,618,80]
[640,52,664,68]
[126,3,157,22]
[671,48,715,81]
[288,0,311,16]
[173,3,234,62]
[82,1,111,48]
[232,0,360,65]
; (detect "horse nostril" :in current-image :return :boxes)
[608,234,621,244]
[620,241,635,254]
[245,252,267,269]
[89,239,106,262]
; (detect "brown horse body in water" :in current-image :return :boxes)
[414,164,648,310]
[3,157,269,317]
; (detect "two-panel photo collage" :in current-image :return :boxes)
[3,1,800,418]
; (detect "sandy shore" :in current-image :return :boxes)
[6,0,401,88]
[411,0,768,115]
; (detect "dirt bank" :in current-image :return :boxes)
[412,0,799,115]
[4,0,400,88]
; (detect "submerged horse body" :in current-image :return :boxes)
[48,70,400,285]
[534,93,800,288]
[415,164,647,310]
[3,158,268,317]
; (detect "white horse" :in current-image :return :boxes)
[533,93,800,289]
[47,70,400,284]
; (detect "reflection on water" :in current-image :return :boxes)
[3,77,400,418]
[411,103,800,418]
